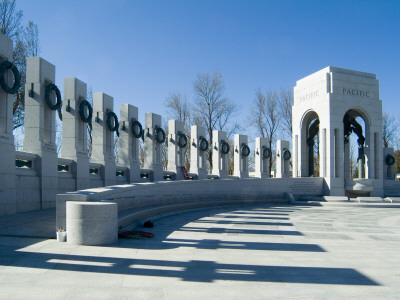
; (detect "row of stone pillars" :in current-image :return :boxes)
[0,32,293,215]
[1,66,291,215]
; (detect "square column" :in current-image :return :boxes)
[276,140,291,178]
[211,130,229,179]
[0,34,16,214]
[383,148,395,179]
[167,119,185,180]
[118,104,141,182]
[254,137,270,178]
[143,113,164,181]
[233,134,249,178]
[23,56,58,209]
[91,92,116,186]
[61,77,89,190]
[190,125,208,180]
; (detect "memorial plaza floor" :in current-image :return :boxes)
[0,202,400,299]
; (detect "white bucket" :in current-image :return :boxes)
[56,231,67,242]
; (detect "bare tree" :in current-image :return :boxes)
[23,21,39,56]
[1,1,40,132]
[164,92,192,169]
[382,112,398,148]
[278,88,293,140]
[350,143,358,178]
[13,21,40,130]
[193,71,239,171]
[0,0,22,38]
[250,89,280,174]
[1,0,24,130]
[165,92,192,127]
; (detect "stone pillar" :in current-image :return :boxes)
[0,34,16,215]
[276,140,291,178]
[91,92,116,186]
[61,77,89,190]
[190,125,208,180]
[167,120,185,180]
[143,113,164,181]
[211,130,229,179]
[344,141,351,179]
[233,134,249,178]
[118,104,141,182]
[254,137,270,178]
[23,57,58,209]
[383,148,395,179]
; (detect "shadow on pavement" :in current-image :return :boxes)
[0,250,379,285]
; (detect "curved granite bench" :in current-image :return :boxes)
[57,177,324,245]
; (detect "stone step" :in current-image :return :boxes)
[322,196,349,202]
[357,197,391,203]
[385,197,400,203]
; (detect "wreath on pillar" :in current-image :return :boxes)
[106,111,119,137]
[385,154,395,166]
[0,60,21,94]
[262,146,271,159]
[241,143,250,157]
[220,140,230,155]
[131,120,143,138]
[282,148,291,161]
[155,127,166,144]
[45,83,62,110]
[177,132,187,148]
[79,100,93,123]
[199,137,209,152]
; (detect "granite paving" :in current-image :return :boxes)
[0,203,400,299]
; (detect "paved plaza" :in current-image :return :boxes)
[0,203,400,299]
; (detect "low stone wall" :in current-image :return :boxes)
[383,180,400,197]
[7,152,131,216]
[56,177,324,231]
[15,167,40,213]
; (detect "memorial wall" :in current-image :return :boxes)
[0,33,399,218]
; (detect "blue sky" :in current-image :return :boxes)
[16,0,400,138]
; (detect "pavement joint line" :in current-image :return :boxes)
[0,234,54,239]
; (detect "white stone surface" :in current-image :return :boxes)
[66,201,118,245]
[0,34,16,215]
[23,56,58,209]
[292,66,383,196]
[276,140,290,178]
[233,134,249,178]
[383,147,395,179]
[118,104,141,182]
[4,205,400,298]
[57,177,324,229]
[254,137,270,178]
[167,119,185,179]
[190,125,208,179]
[61,77,89,190]
[211,130,228,178]
[143,113,164,181]
[91,92,116,186]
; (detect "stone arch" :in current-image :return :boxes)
[343,108,371,180]
[292,66,383,196]
[300,110,321,177]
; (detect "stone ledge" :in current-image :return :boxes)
[118,197,288,230]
